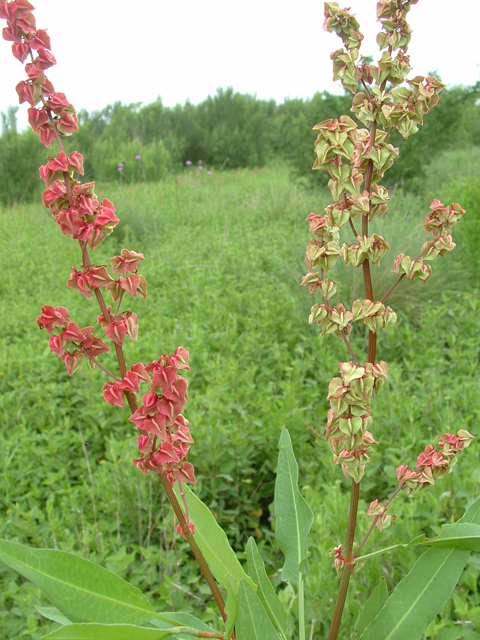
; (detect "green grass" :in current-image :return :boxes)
[0,157,479,639]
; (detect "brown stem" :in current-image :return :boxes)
[380,274,405,304]
[327,480,360,640]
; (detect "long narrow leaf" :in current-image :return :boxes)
[246,538,287,637]
[224,574,239,640]
[360,547,470,640]
[43,623,179,639]
[355,578,388,637]
[235,581,281,640]
[274,429,313,586]
[173,484,255,590]
[409,523,480,551]
[0,540,155,625]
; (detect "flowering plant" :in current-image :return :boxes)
[0,1,478,640]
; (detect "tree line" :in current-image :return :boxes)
[1,84,479,204]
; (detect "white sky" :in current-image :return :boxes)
[1,0,479,126]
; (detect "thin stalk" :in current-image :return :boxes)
[380,274,405,304]
[340,330,361,365]
[327,481,360,640]
[353,483,404,560]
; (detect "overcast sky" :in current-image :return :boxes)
[1,0,479,126]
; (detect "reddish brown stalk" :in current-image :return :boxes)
[327,480,360,640]
[353,483,404,560]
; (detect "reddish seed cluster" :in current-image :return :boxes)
[5,0,199,497]
[36,306,110,375]
[396,430,474,494]
[0,0,78,145]
[128,349,197,487]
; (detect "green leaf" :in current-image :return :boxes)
[0,540,155,625]
[235,580,281,640]
[409,523,480,551]
[42,623,178,639]
[359,547,470,640]
[173,485,255,591]
[274,429,313,586]
[149,613,219,634]
[355,577,388,637]
[246,538,287,638]
[437,627,480,640]
[224,574,239,640]
[458,495,480,525]
[36,606,72,626]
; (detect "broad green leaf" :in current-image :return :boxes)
[0,540,155,625]
[274,429,313,586]
[42,623,178,639]
[246,538,287,637]
[235,580,281,640]
[409,523,480,551]
[355,577,388,637]
[224,574,239,640]
[173,484,255,590]
[360,547,470,640]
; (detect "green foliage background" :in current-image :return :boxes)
[1,82,480,204]
[1,141,479,638]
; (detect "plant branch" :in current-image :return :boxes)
[340,330,361,365]
[353,483,404,560]
[380,274,405,304]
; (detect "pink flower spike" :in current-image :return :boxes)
[186,160,192,166]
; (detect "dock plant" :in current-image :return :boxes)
[0,1,477,639]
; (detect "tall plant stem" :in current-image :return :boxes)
[327,480,360,640]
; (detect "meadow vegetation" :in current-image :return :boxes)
[1,146,479,638]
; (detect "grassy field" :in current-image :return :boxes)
[1,152,480,639]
